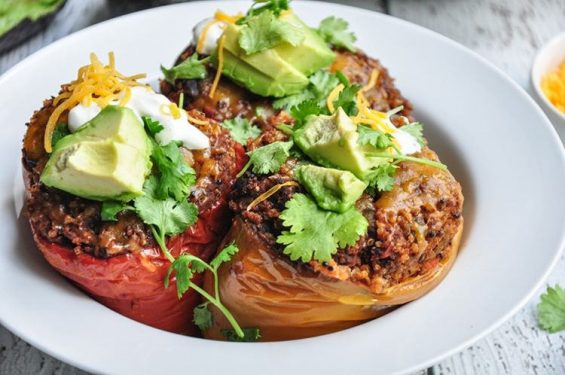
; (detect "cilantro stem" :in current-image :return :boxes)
[150,226,175,263]
[276,124,294,135]
[366,152,447,170]
[236,159,253,178]
[189,283,245,338]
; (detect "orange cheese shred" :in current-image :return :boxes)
[187,114,210,126]
[326,84,345,113]
[209,35,226,99]
[43,52,146,153]
[213,10,242,24]
[361,69,380,92]
[541,61,565,114]
[246,181,298,211]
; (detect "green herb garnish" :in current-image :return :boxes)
[273,70,340,110]
[165,244,247,338]
[221,116,261,145]
[50,123,70,149]
[221,328,262,342]
[276,193,368,262]
[401,122,426,147]
[238,10,304,55]
[238,0,291,24]
[538,285,565,333]
[316,16,357,51]
[161,54,210,84]
[237,141,293,177]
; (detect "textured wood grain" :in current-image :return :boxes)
[1,0,564,374]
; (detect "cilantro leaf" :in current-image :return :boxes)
[538,285,565,333]
[401,122,426,147]
[221,328,262,342]
[100,201,133,221]
[290,99,322,127]
[273,70,339,110]
[239,11,304,55]
[238,0,290,24]
[277,193,368,262]
[51,123,70,149]
[366,164,397,193]
[161,54,210,84]
[332,84,360,115]
[164,253,195,298]
[239,141,293,177]
[357,125,394,149]
[317,16,357,51]
[210,243,239,271]
[151,142,196,202]
[135,176,198,239]
[143,117,196,202]
[142,116,164,137]
[221,117,261,145]
[193,303,213,331]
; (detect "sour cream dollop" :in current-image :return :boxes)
[393,128,422,155]
[68,86,209,150]
[192,18,227,55]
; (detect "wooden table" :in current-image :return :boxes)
[1,1,564,374]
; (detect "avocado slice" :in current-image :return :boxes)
[275,13,336,77]
[218,14,335,97]
[41,106,152,201]
[295,164,367,213]
[294,108,385,179]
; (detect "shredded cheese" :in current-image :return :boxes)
[187,114,210,126]
[209,35,226,99]
[541,61,565,114]
[44,52,146,153]
[213,10,242,24]
[361,69,380,92]
[246,181,298,211]
[326,84,345,113]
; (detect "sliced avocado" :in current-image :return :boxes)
[294,108,385,179]
[41,106,152,201]
[275,13,336,77]
[217,14,335,97]
[295,164,367,213]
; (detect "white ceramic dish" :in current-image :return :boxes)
[1,2,564,375]
[531,30,565,132]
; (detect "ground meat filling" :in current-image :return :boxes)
[23,100,240,258]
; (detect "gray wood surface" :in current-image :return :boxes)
[1,0,564,374]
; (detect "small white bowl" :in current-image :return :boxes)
[531,31,565,132]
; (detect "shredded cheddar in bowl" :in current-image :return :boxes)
[541,61,565,114]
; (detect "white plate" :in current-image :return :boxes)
[1,2,564,374]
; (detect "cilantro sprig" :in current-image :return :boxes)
[221,116,261,145]
[239,10,304,55]
[277,193,368,262]
[165,244,251,339]
[401,122,426,147]
[161,54,210,84]
[237,141,293,178]
[273,70,340,110]
[316,16,357,51]
[538,285,565,333]
[238,0,291,24]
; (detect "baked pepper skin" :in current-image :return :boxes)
[203,217,461,341]
[24,143,246,335]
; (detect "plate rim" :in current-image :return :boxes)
[1,1,564,374]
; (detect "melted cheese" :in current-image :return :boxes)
[209,35,226,99]
[44,52,145,152]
